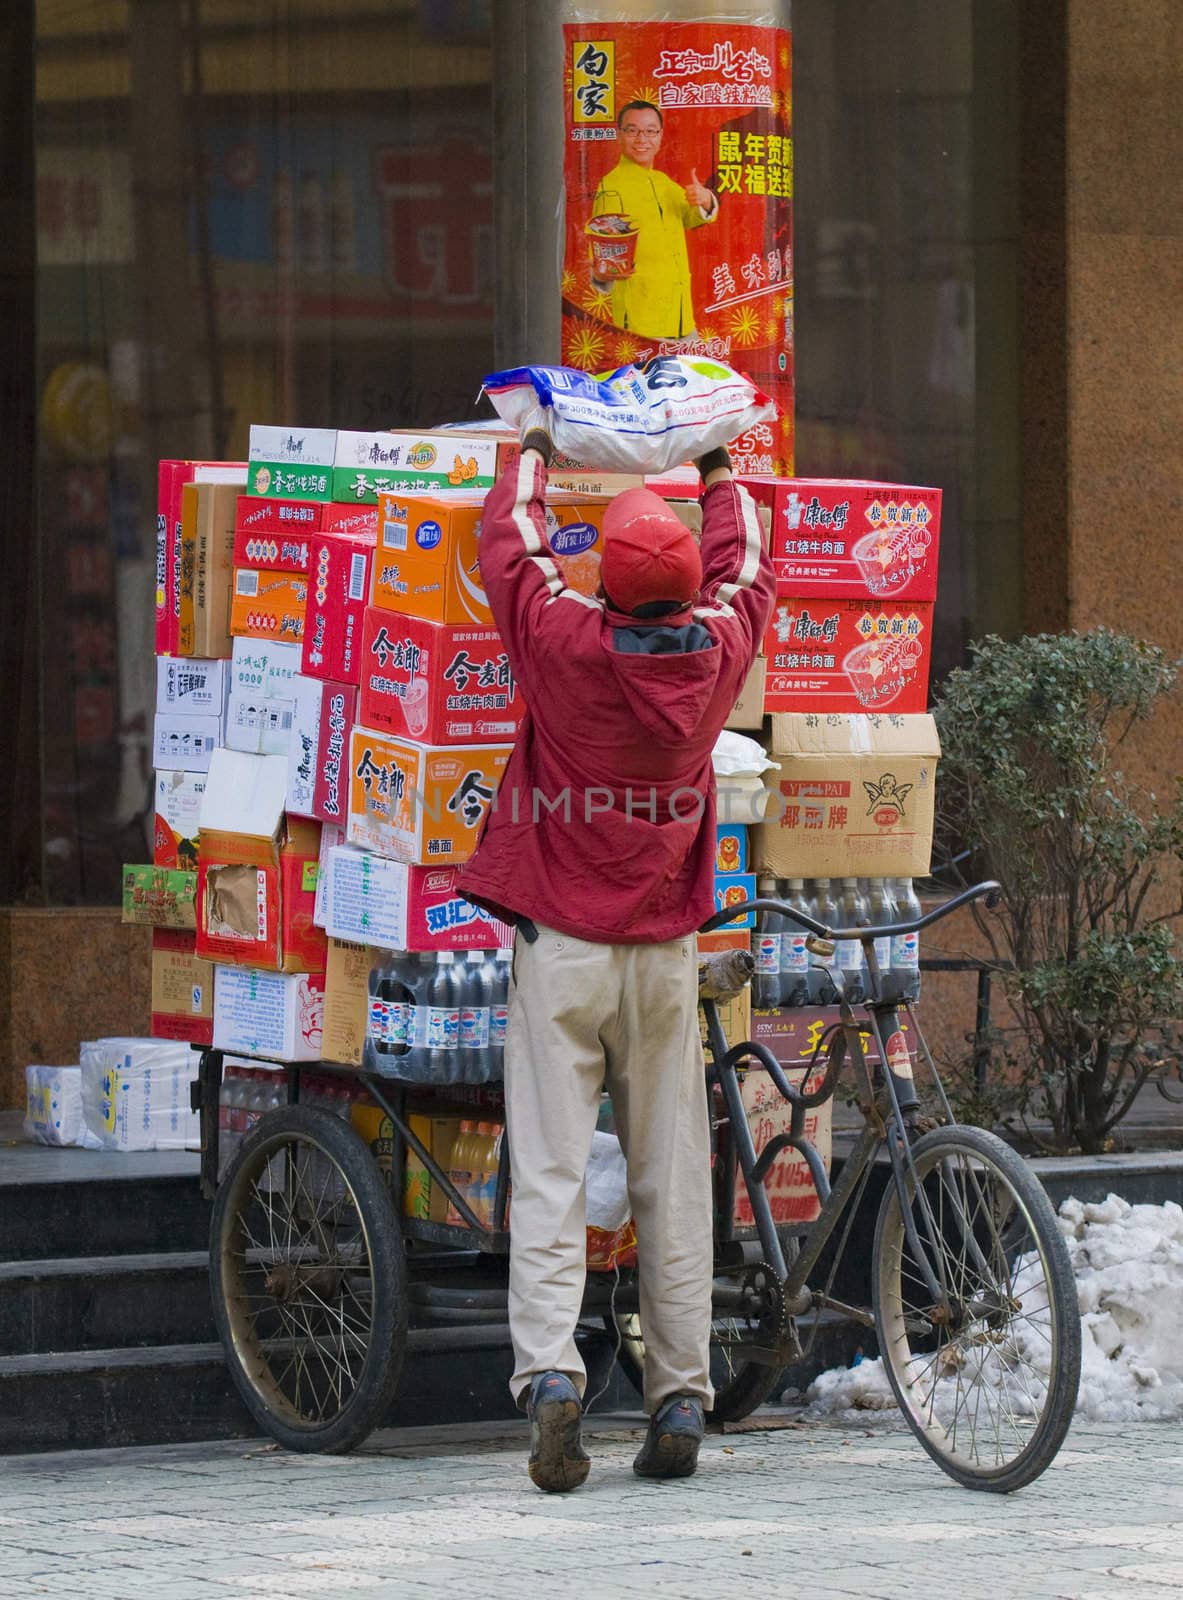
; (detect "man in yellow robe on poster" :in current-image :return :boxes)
[591,100,718,342]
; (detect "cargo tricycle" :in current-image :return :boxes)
[195,879,1080,1492]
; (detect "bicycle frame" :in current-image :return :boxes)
[702,880,1002,1334]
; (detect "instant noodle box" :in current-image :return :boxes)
[332,430,501,501]
[246,425,336,503]
[346,726,512,865]
[320,847,513,953]
[754,713,941,879]
[357,608,524,746]
[372,490,608,626]
[741,478,942,603]
[230,568,307,643]
[234,493,324,553]
[195,749,326,973]
[763,598,934,715]
[312,684,357,826]
[300,529,376,688]
[322,502,379,539]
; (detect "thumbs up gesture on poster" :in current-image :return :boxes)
[684,168,716,214]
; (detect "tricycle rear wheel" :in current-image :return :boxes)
[210,1103,407,1454]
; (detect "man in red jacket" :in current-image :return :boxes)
[460,429,774,1492]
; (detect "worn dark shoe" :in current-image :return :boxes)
[633,1394,706,1479]
[526,1371,590,1493]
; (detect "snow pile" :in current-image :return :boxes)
[798,1194,1183,1424]
[1061,1194,1183,1422]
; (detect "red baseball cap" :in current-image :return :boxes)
[601,487,702,614]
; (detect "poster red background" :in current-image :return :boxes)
[562,21,794,474]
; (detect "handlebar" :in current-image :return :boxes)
[701,879,1002,939]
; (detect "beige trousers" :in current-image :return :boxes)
[505,924,714,1414]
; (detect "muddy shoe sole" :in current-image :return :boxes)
[528,1397,590,1493]
[633,1429,702,1480]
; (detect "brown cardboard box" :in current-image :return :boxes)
[724,655,767,732]
[177,481,239,658]
[754,713,940,878]
[150,928,214,1044]
[322,936,371,1067]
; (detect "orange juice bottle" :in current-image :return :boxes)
[447,1119,477,1226]
[477,1122,505,1229]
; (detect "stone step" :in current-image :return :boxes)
[0,1168,211,1263]
[0,1251,216,1356]
[0,1327,625,1456]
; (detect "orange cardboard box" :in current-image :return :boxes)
[196,749,326,972]
[371,490,609,625]
[346,725,512,865]
[230,568,308,643]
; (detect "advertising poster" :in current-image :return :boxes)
[562,20,794,474]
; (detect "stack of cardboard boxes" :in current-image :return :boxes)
[708,474,944,1233]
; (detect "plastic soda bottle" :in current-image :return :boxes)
[458,951,493,1082]
[490,950,511,1076]
[753,874,782,1007]
[809,878,842,1005]
[891,877,922,1002]
[866,879,898,1000]
[837,878,869,1003]
[779,878,813,1006]
[427,953,460,1082]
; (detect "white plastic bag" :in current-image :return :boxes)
[586,1130,631,1233]
[483,356,777,475]
[81,1037,201,1152]
[712,730,778,777]
[24,1066,103,1149]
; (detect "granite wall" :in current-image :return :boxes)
[0,909,152,1109]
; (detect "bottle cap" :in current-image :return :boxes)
[498,948,513,958]
[437,951,454,963]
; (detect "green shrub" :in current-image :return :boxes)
[933,628,1183,1152]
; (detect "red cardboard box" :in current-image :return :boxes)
[156,462,246,656]
[357,608,522,746]
[196,749,326,973]
[742,478,942,602]
[763,598,934,714]
[234,494,324,556]
[313,684,356,826]
[321,848,514,953]
[322,502,380,540]
[301,531,376,688]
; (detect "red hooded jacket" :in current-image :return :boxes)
[459,452,775,944]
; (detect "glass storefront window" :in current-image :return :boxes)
[13,0,1017,904]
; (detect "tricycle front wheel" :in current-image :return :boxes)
[210,1103,408,1453]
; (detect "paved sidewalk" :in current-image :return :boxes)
[1,1415,1181,1599]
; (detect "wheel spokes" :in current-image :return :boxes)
[223,1131,378,1429]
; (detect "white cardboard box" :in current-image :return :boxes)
[156,658,230,717]
[322,846,409,949]
[154,770,206,862]
[213,967,325,1062]
[285,676,333,817]
[152,713,221,773]
[230,637,303,700]
[224,691,296,756]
